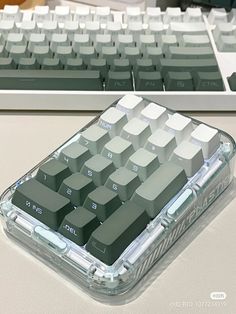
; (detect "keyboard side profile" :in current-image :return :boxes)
[0,95,235,300]
[0,5,236,110]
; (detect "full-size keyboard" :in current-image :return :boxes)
[0,5,236,110]
[0,95,235,299]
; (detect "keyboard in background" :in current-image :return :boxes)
[1,94,235,298]
[0,5,236,110]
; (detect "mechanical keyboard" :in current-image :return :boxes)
[0,95,235,300]
[0,4,236,110]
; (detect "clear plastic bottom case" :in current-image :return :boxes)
[0,97,235,303]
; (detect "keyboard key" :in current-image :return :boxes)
[9,45,28,62]
[34,6,50,22]
[110,59,131,72]
[182,35,210,47]
[86,201,149,265]
[78,46,96,66]
[120,118,151,150]
[94,7,111,23]
[18,57,39,69]
[0,20,16,39]
[126,148,159,181]
[144,47,163,66]
[145,129,177,163]
[165,113,193,144]
[164,71,194,91]
[116,94,144,118]
[171,141,204,177]
[65,58,85,70]
[36,159,71,191]
[81,154,115,186]
[41,58,63,70]
[59,207,99,246]
[133,58,154,74]
[0,57,16,69]
[105,21,122,39]
[168,22,207,37]
[98,107,128,137]
[50,34,68,53]
[144,7,162,23]
[116,34,134,53]
[3,5,22,22]
[217,35,236,52]
[193,72,224,91]
[6,33,25,52]
[72,34,90,53]
[132,162,187,218]
[137,34,156,53]
[160,35,178,54]
[163,8,182,24]
[208,8,228,25]
[41,21,59,41]
[55,46,74,65]
[94,34,111,53]
[84,186,121,222]
[123,47,141,65]
[20,21,38,40]
[106,71,133,91]
[127,22,144,42]
[63,21,79,41]
[213,23,234,41]
[125,7,142,23]
[59,142,91,172]
[28,34,48,52]
[166,47,214,59]
[74,6,91,23]
[54,6,71,23]
[140,102,167,131]
[32,45,52,63]
[135,71,163,91]
[12,178,72,230]
[58,173,95,207]
[183,8,202,23]
[102,136,134,168]
[88,58,108,80]
[101,46,118,65]
[84,21,101,42]
[190,124,220,159]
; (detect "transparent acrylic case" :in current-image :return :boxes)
[0,98,235,303]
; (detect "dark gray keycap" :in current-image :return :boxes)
[18,57,40,69]
[12,178,72,230]
[81,154,115,186]
[164,71,194,91]
[41,57,63,70]
[106,71,133,91]
[0,57,16,69]
[135,71,163,91]
[79,125,110,155]
[0,70,103,90]
[59,207,100,246]
[228,72,236,91]
[58,173,95,207]
[134,58,154,74]
[65,57,85,70]
[83,186,121,222]
[59,142,91,172]
[36,159,71,191]
[132,162,187,218]
[194,72,224,91]
[86,201,150,265]
[105,167,141,201]
[110,59,131,72]
[88,58,108,80]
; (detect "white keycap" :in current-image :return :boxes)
[144,7,162,23]
[183,8,202,23]
[160,35,178,54]
[137,34,156,53]
[41,21,59,41]
[0,21,16,39]
[116,34,134,53]
[190,124,220,159]
[94,34,111,53]
[74,6,91,23]
[84,21,101,41]
[125,7,142,23]
[105,21,122,40]
[20,21,38,40]
[145,129,176,163]
[171,141,204,177]
[32,45,52,63]
[127,22,144,42]
[146,22,165,37]
[9,44,28,62]
[182,34,210,47]
[168,22,207,37]
[50,34,68,53]
[72,34,90,52]
[3,5,22,22]
[165,113,193,144]
[28,33,47,52]
[208,8,228,25]
[163,8,182,24]
[34,6,50,22]
[55,45,74,64]
[218,35,236,52]
[63,21,80,41]
[94,7,111,23]
[54,6,71,23]
[120,118,151,150]
[213,23,234,41]
[6,33,25,52]
[98,107,128,137]
[140,103,168,132]
[116,94,144,119]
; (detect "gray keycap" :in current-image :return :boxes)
[86,201,149,265]
[110,59,131,72]
[166,46,214,59]
[9,45,28,62]
[134,58,154,74]
[59,142,91,172]
[58,173,95,207]
[81,154,115,186]
[18,57,40,69]
[132,162,187,218]
[55,46,74,65]
[105,167,141,201]
[12,178,72,230]
[143,47,163,66]
[32,45,52,63]
[106,71,133,91]
[126,148,160,181]
[102,136,134,168]
[36,159,71,191]
[59,207,100,246]
[101,46,118,66]
[88,58,108,80]
[83,186,121,222]
[78,46,96,65]
[41,58,63,70]
[0,57,16,69]
[123,46,141,65]
[65,58,85,70]
[79,125,110,155]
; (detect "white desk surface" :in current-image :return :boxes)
[0,111,236,314]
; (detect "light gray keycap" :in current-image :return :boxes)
[0,20,16,39]
[3,5,22,22]
[105,21,122,40]
[20,21,38,40]
[145,129,177,163]
[217,35,236,52]
[81,154,115,186]
[101,46,118,65]
[105,167,141,201]
[163,8,182,24]
[137,34,156,53]
[123,47,141,65]
[183,8,202,22]
[78,46,96,65]
[0,57,16,69]
[165,113,193,144]
[126,148,159,181]
[50,34,68,53]
[116,94,144,119]
[166,46,214,59]
[59,142,91,172]
[28,33,47,52]
[34,5,50,22]
[72,34,90,53]
[94,34,111,53]
[63,21,79,41]
[9,44,28,62]
[168,22,207,37]
[18,57,39,69]
[160,35,178,54]
[84,21,101,41]
[127,22,144,42]
[98,107,128,137]
[171,141,204,177]
[54,6,71,23]
[144,47,163,65]
[94,6,111,23]
[140,102,168,132]
[213,23,234,41]
[41,58,62,70]
[208,8,228,25]
[132,162,188,218]
[6,33,25,52]
[65,57,85,70]
[79,125,110,155]
[125,7,142,23]
[74,6,91,23]
[146,22,165,39]
[120,118,151,150]
[116,34,134,53]
[32,45,52,63]
[144,7,162,23]
[55,46,74,64]
[102,136,134,168]
[190,124,220,159]
[41,21,59,41]
[182,35,210,47]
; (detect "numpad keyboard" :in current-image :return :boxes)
[0,95,235,299]
[0,5,236,110]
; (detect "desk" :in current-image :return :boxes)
[0,111,236,314]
